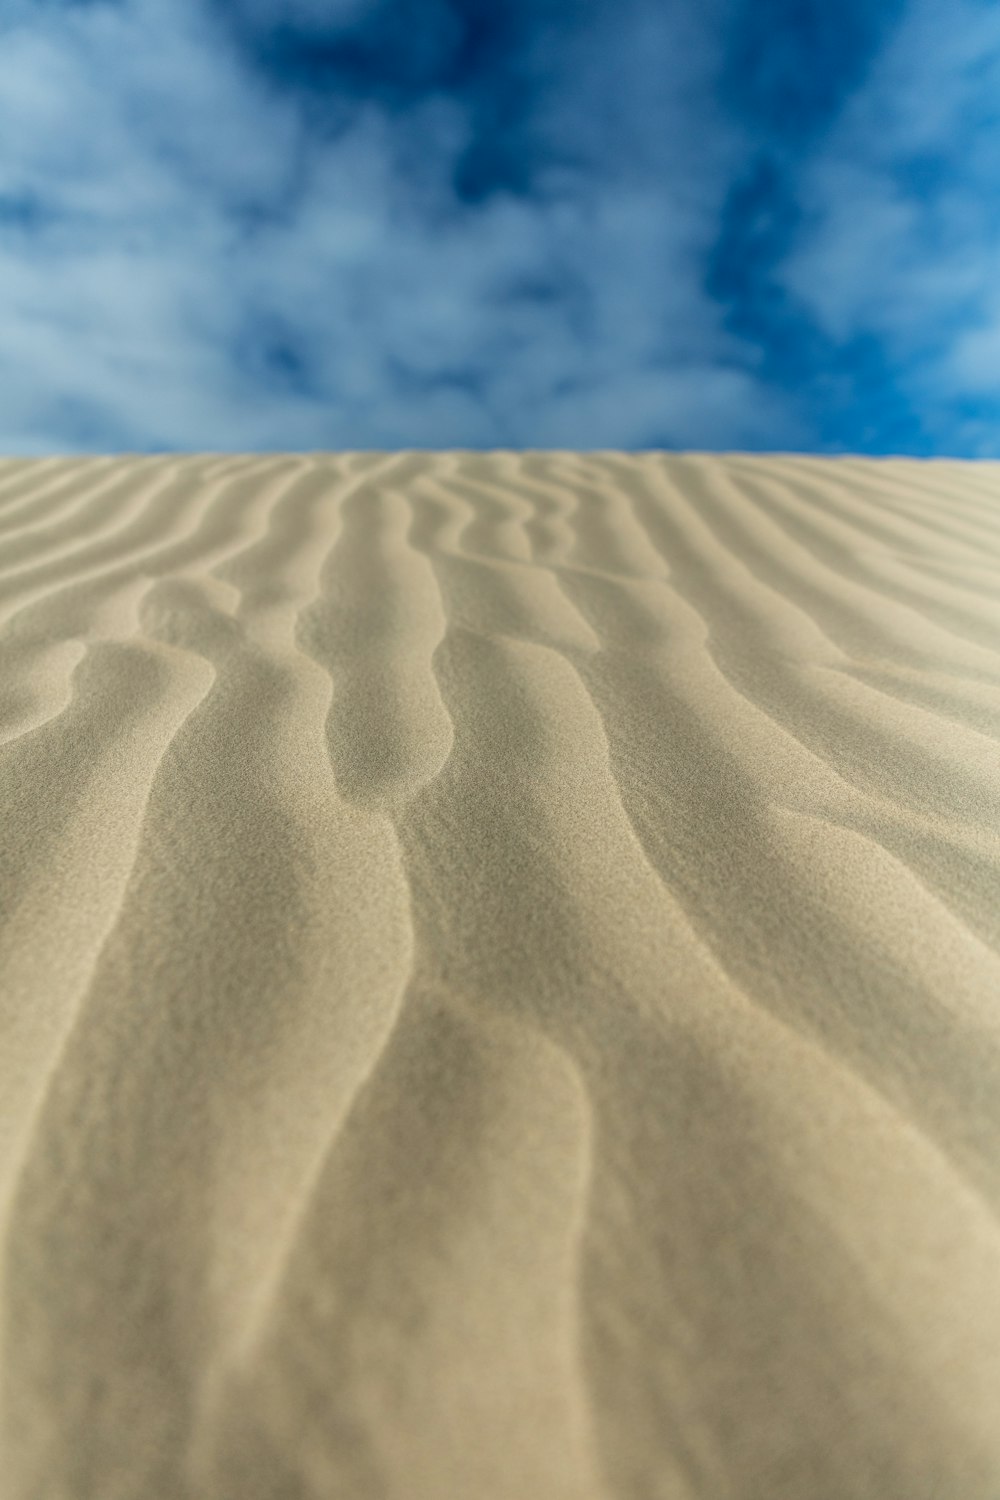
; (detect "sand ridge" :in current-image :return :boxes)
[0,451,999,1498]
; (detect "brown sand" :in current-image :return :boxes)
[1,450,999,1499]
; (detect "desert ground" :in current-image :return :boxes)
[1,450,999,1499]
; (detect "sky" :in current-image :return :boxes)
[1,0,999,455]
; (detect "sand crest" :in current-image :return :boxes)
[1,451,999,1498]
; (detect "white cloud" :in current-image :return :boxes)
[775,0,1000,431]
[946,313,1000,394]
[0,0,795,452]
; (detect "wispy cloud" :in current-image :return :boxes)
[773,0,1000,454]
[0,0,998,454]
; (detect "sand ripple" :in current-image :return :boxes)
[1,452,999,1499]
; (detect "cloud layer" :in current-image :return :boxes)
[0,0,996,454]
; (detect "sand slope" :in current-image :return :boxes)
[1,450,999,1499]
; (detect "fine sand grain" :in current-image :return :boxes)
[1,450,999,1499]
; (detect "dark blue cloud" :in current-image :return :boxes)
[0,193,56,234]
[233,311,321,399]
[720,0,907,143]
[226,0,561,99]
[224,0,581,204]
[705,148,936,455]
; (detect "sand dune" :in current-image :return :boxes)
[1,450,999,1499]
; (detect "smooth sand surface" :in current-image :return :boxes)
[1,450,999,1498]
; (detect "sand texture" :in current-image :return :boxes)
[1,450,999,1499]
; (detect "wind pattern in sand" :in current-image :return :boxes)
[1,452,999,1499]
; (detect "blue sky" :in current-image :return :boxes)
[2,0,999,454]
